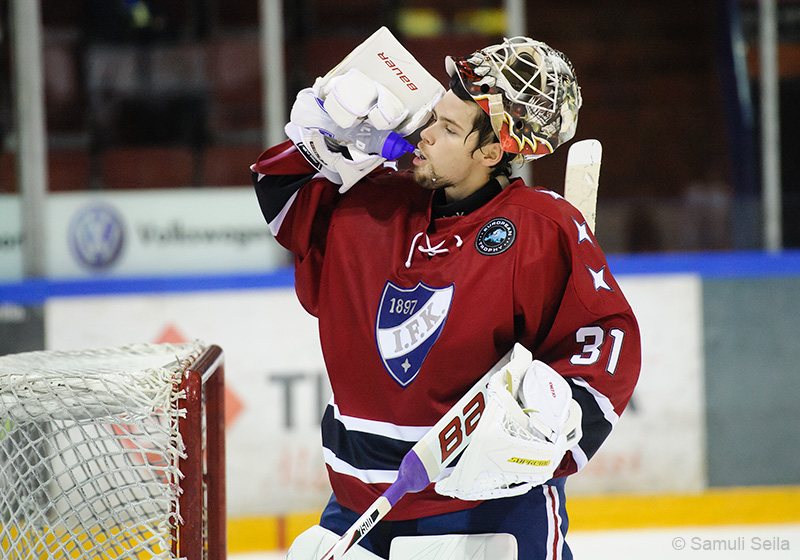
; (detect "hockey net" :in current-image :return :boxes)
[0,342,226,560]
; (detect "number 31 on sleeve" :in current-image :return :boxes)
[569,326,625,376]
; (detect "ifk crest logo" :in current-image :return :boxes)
[376,281,454,387]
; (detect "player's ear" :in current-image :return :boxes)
[478,142,504,168]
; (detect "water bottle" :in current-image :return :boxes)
[320,120,415,160]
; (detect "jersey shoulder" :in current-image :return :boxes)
[503,180,586,233]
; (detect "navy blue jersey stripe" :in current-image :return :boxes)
[252,171,313,226]
[565,378,613,461]
[320,405,415,471]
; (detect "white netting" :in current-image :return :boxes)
[0,341,206,559]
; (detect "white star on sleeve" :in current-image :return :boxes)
[587,265,613,291]
[535,188,565,201]
[572,217,594,245]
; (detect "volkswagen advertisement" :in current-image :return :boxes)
[1,188,289,279]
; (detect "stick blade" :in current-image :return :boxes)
[564,139,602,231]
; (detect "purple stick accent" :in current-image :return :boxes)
[383,450,431,506]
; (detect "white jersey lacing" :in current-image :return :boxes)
[405,232,464,268]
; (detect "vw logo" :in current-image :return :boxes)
[69,203,126,270]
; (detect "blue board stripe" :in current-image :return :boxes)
[0,267,296,305]
[3,251,800,304]
[606,250,800,279]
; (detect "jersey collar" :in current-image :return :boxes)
[431,176,510,219]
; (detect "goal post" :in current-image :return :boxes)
[178,344,227,560]
[0,342,226,560]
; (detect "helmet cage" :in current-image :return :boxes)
[447,37,582,161]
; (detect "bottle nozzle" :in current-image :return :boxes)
[381,132,415,160]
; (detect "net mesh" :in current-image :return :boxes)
[0,342,206,560]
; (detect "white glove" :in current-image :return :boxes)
[434,345,583,501]
[314,68,410,131]
[520,361,582,445]
[286,88,383,192]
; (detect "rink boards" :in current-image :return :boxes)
[2,251,800,552]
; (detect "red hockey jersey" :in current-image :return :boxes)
[252,140,641,520]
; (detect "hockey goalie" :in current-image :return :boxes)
[251,26,641,560]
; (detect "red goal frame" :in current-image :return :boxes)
[175,344,227,560]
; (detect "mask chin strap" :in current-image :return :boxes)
[486,92,506,145]
[486,93,528,165]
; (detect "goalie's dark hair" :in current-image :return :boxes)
[449,74,516,178]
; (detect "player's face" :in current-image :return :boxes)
[413,91,497,201]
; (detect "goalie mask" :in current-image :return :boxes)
[445,37,582,161]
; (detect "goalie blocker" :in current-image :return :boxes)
[286,26,444,192]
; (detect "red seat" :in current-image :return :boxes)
[48,149,91,191]
[0,152,16,193]
[201,144,262,187]
[205,37,262,132]
[100,147,195,189]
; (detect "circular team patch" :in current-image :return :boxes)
[475,218,516,256]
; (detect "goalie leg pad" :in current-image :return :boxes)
[286,525,384,560]
[389,533,518,560]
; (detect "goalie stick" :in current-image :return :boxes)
[316,350,513,560]
[563,139,602,231]
[317,140,603,560]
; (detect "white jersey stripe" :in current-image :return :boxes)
[543,485,556,560]
[266,189,298,237]
[252,142,332,237]
[569,445,589,472]
[322,447,398,484]
[330,400,433,441]
[323,443,456,487]
[571,376,620,427]
[543,484,564,560]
